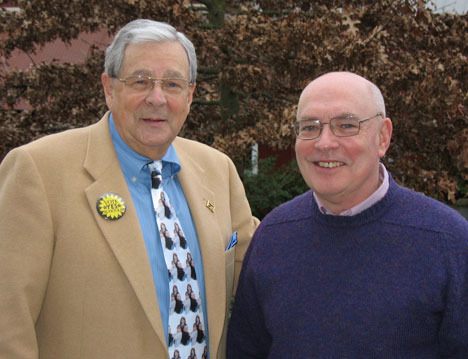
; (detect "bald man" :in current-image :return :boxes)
[227,72,468,358]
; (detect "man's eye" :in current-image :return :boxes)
[339,122,358,129]
[134,78,150,86]
[165,80,183,89]
[301,125,320,132]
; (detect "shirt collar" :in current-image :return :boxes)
[109,113,181,180]
[314,163,389,216]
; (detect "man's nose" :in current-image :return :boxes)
[145,82,167,105]
[314,123,339,150]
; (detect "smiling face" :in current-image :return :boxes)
[101,41,195,159]
[295,72,392,213]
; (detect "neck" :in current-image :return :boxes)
[317,166,384,215]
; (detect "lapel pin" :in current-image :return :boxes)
[205,200,215,213]
[96,193,126,220]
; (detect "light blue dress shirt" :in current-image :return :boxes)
[109,114,209,345]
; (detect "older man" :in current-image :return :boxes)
[0,19,257,358]
[227,71,468,358]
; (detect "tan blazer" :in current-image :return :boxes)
[0,114,258,358]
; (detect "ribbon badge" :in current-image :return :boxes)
[96,193,126,220]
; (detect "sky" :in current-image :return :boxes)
[430,0,468,13]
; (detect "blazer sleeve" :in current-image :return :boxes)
[0,148,54,358]
[226,156,260,293]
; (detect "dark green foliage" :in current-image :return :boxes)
[243,157,309,219]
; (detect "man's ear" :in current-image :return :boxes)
[187,82,196,106]
[101,73,114,108]
[378,117,393,158]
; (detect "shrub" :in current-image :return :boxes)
[243,157,309,219]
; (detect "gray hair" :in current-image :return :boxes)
[104,19,197,83]
[368,82,386,118]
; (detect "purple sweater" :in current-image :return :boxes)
[227,177,468,358]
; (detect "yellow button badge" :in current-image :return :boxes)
[96,193,126,220]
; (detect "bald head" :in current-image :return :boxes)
[297,72,386,119]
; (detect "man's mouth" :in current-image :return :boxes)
[315,161,345,168]
[142,117,168,126]
[143,117,165,122]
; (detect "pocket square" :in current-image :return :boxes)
[225,231,238,251]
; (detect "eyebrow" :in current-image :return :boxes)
[163,70,187,79]
[297,116,320,122]
[127,69,152,77]
[126,69,187,79]
[298,112,359,122]
[334,112,358,118]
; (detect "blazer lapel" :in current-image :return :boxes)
[83,114,166,349]
[175,139,226,355]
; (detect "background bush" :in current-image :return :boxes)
[243,157,308,219]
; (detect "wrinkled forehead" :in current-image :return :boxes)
[122,41,190,77]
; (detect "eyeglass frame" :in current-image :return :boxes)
[114,74,194,95]
[293,112,383,140]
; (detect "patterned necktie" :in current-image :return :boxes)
[149,160,208,359]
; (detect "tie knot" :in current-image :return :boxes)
[150,160,163,172]
[149,161,163,189]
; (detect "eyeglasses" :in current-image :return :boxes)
[116,75,192,95]
[294,113,383,140]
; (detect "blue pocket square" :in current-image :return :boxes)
[225,231,238,251]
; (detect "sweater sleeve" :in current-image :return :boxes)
[227,229,271,358]
[438,235,468,357]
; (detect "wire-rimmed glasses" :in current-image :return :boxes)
[294,113,383,140]
[116,75,192,96]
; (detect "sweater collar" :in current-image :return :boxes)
[310,173,398,226]
[314,163,389,216]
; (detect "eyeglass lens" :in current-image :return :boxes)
[122,76,189,95]
[296,117,361,139]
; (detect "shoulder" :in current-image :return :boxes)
[7,114,107,159]
[25,125,90,149]
[2,124,97,168]
[173,136,235,171]
[391,182,466,227]
[243,192,314,265]
[257,191,314,230]
[173,136,227,157]
[386,181,468,245]
[1,117,112,189]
